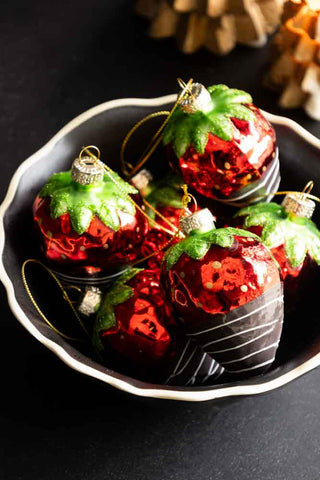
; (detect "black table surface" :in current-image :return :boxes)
[1,1,320,479]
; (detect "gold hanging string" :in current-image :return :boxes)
[63,285,83,304]
[301,180,314,199]
[120,111,170,176]
[21,259,90,342]
[131,228,181,266]
[180,184,198,214]
[131,184,194,267]
[142,198,180,234]
[254,181,320,204]
[120,78,194,178]
[82,145,179,236]
[177,78,195,101]
[80,145,101,160]
[102,160,178,236]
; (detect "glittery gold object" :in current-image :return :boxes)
[78,286,102,316]
[282,193,316,219]
[179,82,213,113]
[265,0,320,119]
[135,0,284,55]
[71,156,105,186]
[131,169,153,191]
[180,208,215,235]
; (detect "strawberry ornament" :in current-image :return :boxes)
[33,147,149,279]
[161,208,284,378]
[92,267,224,385]
[137,172,188,268]
[163,82,280,206]
[92,268,171,371]
[236,190,320,307]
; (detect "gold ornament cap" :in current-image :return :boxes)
[72,146,105,186]
[78,286,102,316]
[131,169,153,191]
[179,82,213,114]
[282,193,315,219]
[180,208,215,235]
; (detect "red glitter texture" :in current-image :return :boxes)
[140,205,182,269]
[243,224,318,306]
[170,105,276,199]
[161,236,281,326]
[33,196,149,276]
[100,269,172,365]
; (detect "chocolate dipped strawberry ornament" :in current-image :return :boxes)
[236,187,320,306]
[161,208,284,377]
[163,82,280,206]
[92,267,224,385]
[33,147,149,279]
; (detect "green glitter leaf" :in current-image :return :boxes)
[92,268,142,351]
[163,84,255,157]
[237,202,320,268]
[184,237,211,260]
[145,174,184,220]
[164,227,258,270]
[40,170,138,234]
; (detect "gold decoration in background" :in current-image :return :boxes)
[135,0,284,55]
[265,0,320,120]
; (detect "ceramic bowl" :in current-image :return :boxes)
[1,94,320,402]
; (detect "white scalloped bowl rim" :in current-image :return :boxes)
[1,94,320,402]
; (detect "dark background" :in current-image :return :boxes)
[1,1,320,479]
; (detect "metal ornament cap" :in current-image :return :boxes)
[180,208,215,235]
[282,193,315,219]
[71,156,105,186]
[131,169,153,191]
[78,286,102,316]
[179,83,213,114]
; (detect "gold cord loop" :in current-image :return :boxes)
[120,78,194,178]
[301,181,314,199]
[255,181,320,204]
[80,145,101,161]
[181,184,197,213]
[21,259,90,342]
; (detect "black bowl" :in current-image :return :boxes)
[1,94,320,402]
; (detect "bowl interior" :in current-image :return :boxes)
[2,99,320,397]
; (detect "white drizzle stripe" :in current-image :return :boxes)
[164,345,198,384]
[265,172,281,203]
[201,361,220,384]
[202,318,281,349]
[184,354,207,386]
[221,341,280,365]
[193,353,207,378]
[168,339,191,377]
[217,150,279,203]
[229,358,275,374]
[186,296,283,337]
[207,326,276,354]
[173,347,199,377]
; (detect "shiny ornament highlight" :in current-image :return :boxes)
[161,210,284,377]
[163,83,279,205]
[33,154,149,277]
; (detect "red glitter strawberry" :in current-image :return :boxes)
[92,268,171,372]
[139,173,188,268]
[163,82,279,205]
[92,267,224,384]
[33,150,149,277]
[161,209,284,377]
[236,192,320,308]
